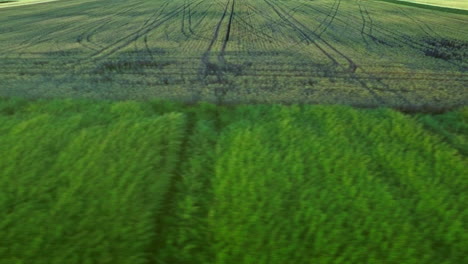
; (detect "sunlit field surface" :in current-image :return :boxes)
[400,0,468,10]
[0,0,62,9]
[0,0,467,109]
[1,98,467,263]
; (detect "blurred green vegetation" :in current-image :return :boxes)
[0,97,186,264]
[0,97,466,264]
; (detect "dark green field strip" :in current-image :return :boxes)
[2,62,466,83]
[1,82,464,116]
[0,99,186,264]
[376,0,468,15]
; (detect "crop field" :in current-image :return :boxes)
[0,0,467,108]
[1,97,467,263]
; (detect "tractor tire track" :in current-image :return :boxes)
[88,1,197,61]
[76,2,149,51]
[265,0,391,104]
[215,0,236,102]
[299,0,465,69]
[358,0,370,47]
[190,3,212,39]
[233,12,275,43]
[197,0,236,103]
[299,1,393,47]
[199,0,231,78]
[266,0,358,72]
[1,2,145,55]
[219,0,235,64]
[264,0,338,64]
[356,0,386,47]
[181,0,206,39]
[362,4,374,37]
[315,0,341,37]
[187,1,195,35]
[268,0,400,107]
[361,2,389,46]
[334,2,453,54]
[77,19,114,51]
[181,0,190,39]
[246,3,294,35]
[397,7,441,38]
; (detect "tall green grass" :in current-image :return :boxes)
[0,98,186,264]
[152,118,219,264]
[158,104,467,264]
[1,97,466,264]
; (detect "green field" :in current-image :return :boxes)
[0,0,466,109]
[0,97,467,263]
[1,0,467,263]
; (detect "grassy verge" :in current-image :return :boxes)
[0,97,466,264]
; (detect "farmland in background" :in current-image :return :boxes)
[395,0,468,10]
[0,0,467,110]
[0,97,467,263]
[0,0,62,9]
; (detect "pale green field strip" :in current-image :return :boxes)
[377,0,468,14]
[1,97,467,264]
[398,0,468,10]
[0,0,61,9]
